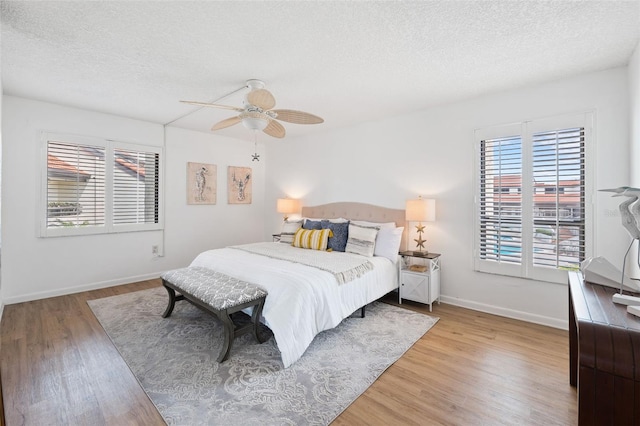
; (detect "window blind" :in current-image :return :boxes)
[531,127,585,270]
[113,148,160,225]
[475,118,588,282]
[479,135,523,264]
[46,141,105,228]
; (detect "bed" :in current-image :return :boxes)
[189,202,406,368]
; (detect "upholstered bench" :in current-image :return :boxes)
[160,266,268,362]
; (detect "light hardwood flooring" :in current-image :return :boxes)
[0,280,576,425]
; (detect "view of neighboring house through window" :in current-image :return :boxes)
[475,113,591,283]
[42,134,162,237]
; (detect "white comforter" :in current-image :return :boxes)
[190,243,398,368]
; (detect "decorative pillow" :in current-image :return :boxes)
[280,220,303,244]
[352,220,396,249]
[321,220,350,252]
[374,227,404,262]
[303,217,349,223]
[292,228,334,251]
[303,219,323,230]
[345,223,380,257]
[351,220,395,229]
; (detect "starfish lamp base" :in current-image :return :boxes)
[413,222,428,255]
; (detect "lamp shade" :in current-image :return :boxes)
[405,198,436,222]
[277,198,300,214]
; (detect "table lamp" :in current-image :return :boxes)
[277,198,300,221]
[405,196,436,255]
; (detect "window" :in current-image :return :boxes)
[46,141,106,228]
[113,148,160,226]
[41,133,163,237]
[474,113,593,283]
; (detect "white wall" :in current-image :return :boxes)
[0,33,3,320]
[162,126,266,269]
[1,96,265,303]
[630,41,640,186]
[266,67,630,328]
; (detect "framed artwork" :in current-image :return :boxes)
[187,162,216,205]
[227,166,252,204]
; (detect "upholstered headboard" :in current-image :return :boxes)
[301,202,407,251]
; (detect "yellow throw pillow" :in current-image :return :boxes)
[292,228,334,251]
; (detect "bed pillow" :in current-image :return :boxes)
[352,220,397,250]
[302,219,323,230]
[292,228,334,251]
[280,219,303,244]
[321,220,350,252]
[345,223,380,257]
[351,220,395,229]
[374,226,404,262]
[303,217,349,224]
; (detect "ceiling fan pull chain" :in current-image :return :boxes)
[251,130,260,162]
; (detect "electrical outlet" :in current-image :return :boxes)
[152,245,159,256]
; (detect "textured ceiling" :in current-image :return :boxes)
[1,1,639,141]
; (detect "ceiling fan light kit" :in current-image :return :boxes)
[240,111,269,131]
[181,79,324,139]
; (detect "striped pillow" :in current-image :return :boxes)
[345,223,380,257]
[292,228,334,251]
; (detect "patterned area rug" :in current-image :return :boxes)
[88,287,438,425]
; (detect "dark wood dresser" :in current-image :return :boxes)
[568,271,640,425]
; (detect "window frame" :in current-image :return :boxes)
[39,132,164,237]
[473,112,594,284]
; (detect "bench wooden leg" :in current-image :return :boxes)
[252,298,267,344]
[162,281,177,318]
[217,310,235,363]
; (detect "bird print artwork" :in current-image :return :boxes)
[195,167,207,201]
[187,162,216,205]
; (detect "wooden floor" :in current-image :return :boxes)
[0,279,577,425]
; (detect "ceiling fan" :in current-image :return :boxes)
[180,79,324,138]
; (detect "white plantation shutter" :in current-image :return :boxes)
[475,113,592,283]
[478,135,523,265]
[46,141,106,229]
[41,134,162,237]
[531,128,585,270]
[113,148,159,226]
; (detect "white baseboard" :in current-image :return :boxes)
[2,277,568,331]
[439,295,568,330]
[2,272,163,305]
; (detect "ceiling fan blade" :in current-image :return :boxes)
[211,116,242,131]
[263,119,286,138]
[180,100,244,112]
[247,89,276,110]
[272,109,324,125]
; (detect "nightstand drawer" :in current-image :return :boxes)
[400,271,430,304]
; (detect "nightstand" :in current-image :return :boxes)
[398,251,441,312]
